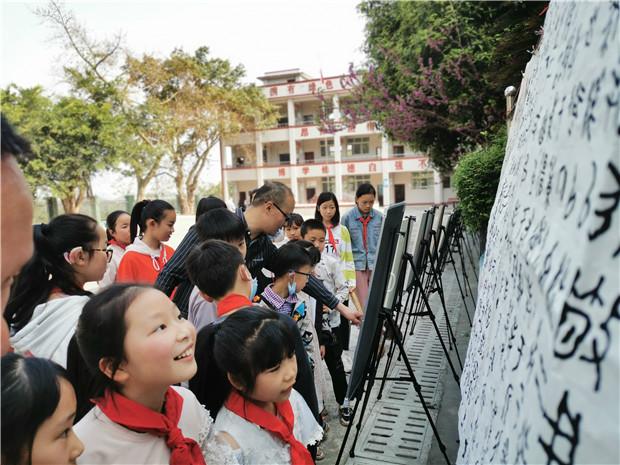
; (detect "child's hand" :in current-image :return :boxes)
[322,305,330,314]
[320,345,326,359]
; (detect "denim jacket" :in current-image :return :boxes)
[341,206,384,271]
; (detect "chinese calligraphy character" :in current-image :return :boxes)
[287,84,295,94]
[419,158,428,169]
[325,80,333,90]
[302,166,310,175]
[369,162,377,172]
[367,122,375,131]
[321,165,329,174]
[269,87,278,97]
[347,163,355,173]
[309,82,316,93]
[278,167,285,176]
[395,161,403,170]
[348,123,356,132]
[301,127,309,137]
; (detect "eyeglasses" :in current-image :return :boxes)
[92,248,113,263]
[272,202,292,223]
[291,269,312,278]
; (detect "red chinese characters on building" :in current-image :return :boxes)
[308,82,316,93]
[300,127,309,137]
[369,162,377,172]
[347,123,356,133]
[347,163,355,173]
[366,122,376,131]
[395,160,403,170]
[302,166,310,175]
[325,80,333,90]
[278,167,286,177]
[287,84,295,95]
[321,165,329,174]
[269,87,278,97]
[419,158,429,169]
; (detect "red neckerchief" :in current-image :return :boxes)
[358,215,372,252]
[225,390,313,465]
[93,388,206,465]
[216,294,252,317]
[326,224,338,254]
[109,239,127,250]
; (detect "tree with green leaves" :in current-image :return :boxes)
[125,47,276,213]
[337,1,545,173]
[2,85,123,212]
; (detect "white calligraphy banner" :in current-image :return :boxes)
[457,2,619,464]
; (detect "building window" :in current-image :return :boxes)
[302,114,314,125]
[393,145,405,157]
[321,177,335,193]
[277,116,288,128]
[441,175,451,189]
[320,140,334,157]
[304,152,315,163]
[411,172,433,189]
[262,147,268,163]
[345,137,369,157]
[279,153,290,164]
[343,175,372,202]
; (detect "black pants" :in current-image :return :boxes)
[338,299,351,350]
[322,328,348,405]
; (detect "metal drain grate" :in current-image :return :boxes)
[346,278,464,465]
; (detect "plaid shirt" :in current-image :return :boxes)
[261,285,298,315]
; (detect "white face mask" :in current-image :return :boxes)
[249,277,258,300]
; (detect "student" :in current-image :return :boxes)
[187,240,255,320]
[1,354,84,465]
[116,200,176,284]
[301,219,351,425]
[74,284,236,464]
[99,210,131,287]
[5,214,109,366]
[186,209,248,330]
[341,183,384,307]
[283,213,304,242]
[315,191,357,349]
[186,240,319,441]
[212,308,323,465]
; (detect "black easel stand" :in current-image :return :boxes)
[453,226,477,310]
[335,306,452,465]
[441,226,473,326]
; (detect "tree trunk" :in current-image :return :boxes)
[136,177,148,201]
[174,171,191,214]
[61,188,85,213]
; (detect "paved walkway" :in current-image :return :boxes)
[319,238,477,465]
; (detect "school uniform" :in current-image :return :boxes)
[116,237,174,285]
[75,386,237,464]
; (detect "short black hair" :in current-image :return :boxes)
[301,218,326,237]
[272,240,321,278]
[195,196,226,222]
[196,208,246,243]
[355,182,376,199]
[1,115,32,162]
[315,191,341,225]
[1,354,70,465]
[284,213,304,228]
[186,240,245,299]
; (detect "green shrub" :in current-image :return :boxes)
[453,128,507,235]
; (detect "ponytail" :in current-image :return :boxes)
[4,214,98,332]
[129,199,175,242]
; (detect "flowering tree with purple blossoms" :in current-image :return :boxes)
[320,1,546,174]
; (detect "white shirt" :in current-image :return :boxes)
[75,386,238,465]
[214,389,323,465]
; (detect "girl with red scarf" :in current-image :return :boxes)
[73,284,238,465]
[212,308,323,465]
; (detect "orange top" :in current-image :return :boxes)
[116,244,175,285]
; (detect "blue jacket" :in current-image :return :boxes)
[341,206,384,271]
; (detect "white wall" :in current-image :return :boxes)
[458,3,620,464]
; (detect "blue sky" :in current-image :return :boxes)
[1,0,367,197]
